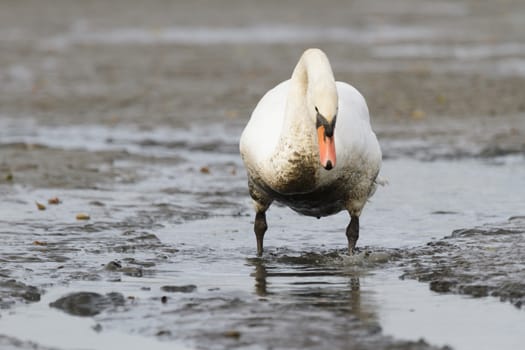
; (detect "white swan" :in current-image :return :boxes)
[240,48,382,256]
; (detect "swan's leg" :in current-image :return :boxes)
[254,210,268,256]
[345,215,359,254]
[248,179,272,256]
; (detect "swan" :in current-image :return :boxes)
[239,48,382,256]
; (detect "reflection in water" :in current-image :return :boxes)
[348,277,377,327]
[251,258,269,297]
[247,254,379,328]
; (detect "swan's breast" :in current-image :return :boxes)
[266,144,319,195]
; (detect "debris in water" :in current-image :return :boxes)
[76,213,90,220]
[223,330,241,339]
[436,94,447,105]
[5,172,13,181]
[48,197,61,204]
[411,108,426,120]
[156,330,172,336]
[200,166,210,174]
[161,296,168,304]
[36,202,46,210]
[32,240,48,246]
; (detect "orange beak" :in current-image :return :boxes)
[317,126,336,170]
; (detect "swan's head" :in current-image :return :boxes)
[295,48,339,170]
[309,85,338,171]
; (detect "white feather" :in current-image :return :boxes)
[239,49,381,217]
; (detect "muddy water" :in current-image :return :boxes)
[2,0,525,349]
[1,120,524,350]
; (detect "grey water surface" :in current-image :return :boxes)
[1,120,524,350]
[1,1,525,349]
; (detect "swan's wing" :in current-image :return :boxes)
[335,81,382,178]
[336,81,370,123]
[240,80,289,166]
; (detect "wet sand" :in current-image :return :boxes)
[1,0,525,349]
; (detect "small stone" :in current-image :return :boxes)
[48,197,61,205]
[161,285,197,293]
[105,260,122,271]
[49,292,125,317]
[436,94,447,104]
[22,286,41,302]
[223,330,241,339]
[36,202,46,211]
[156,330,171,336]
[76,213,90,220]
[411,108,426,120]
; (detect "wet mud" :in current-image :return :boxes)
[0,335,58,350]
[399,217,525,309]
[0,279,41,308]
[50,292,125,317]
[1,0,525,349]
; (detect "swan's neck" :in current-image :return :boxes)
[288,51,336,105]
[268,50,337,193]
[281,50,336,152]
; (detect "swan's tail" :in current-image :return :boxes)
[375,176,389,186]
[367,176,388,201]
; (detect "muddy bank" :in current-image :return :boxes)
[1,0,525,130]
[1,0,525,349]
[0,140,186,189]
[376,113,525,161]
[399,216,525,309]
[1,121,524,350]
[0,335,57,350]
[0,143,134,189]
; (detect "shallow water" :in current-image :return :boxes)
[1,120,524,350]
[1,0,525,348]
